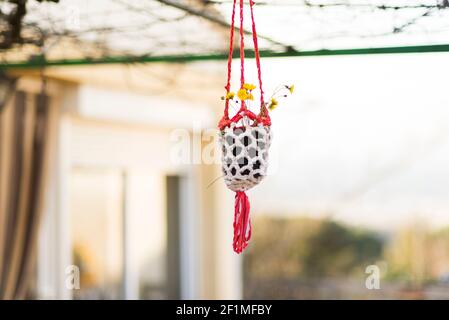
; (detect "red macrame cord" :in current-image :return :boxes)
[219,1,269,254]
[223,0,237,120]
[239,0,245,90]
[249,0,268,119]
[218,0,271,131]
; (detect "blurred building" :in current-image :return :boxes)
[4,63,240,300]
[3,0,449,301]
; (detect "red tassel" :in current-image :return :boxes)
[233,191,252,254]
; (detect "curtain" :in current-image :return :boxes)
[0,88,54,299]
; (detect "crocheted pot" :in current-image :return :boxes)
[219,123,272,192]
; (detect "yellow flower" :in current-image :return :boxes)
[226,92,235,99]
[237,88,249,101]
[243,83,257,91]
[288,84,295,94]
[268,98,278,111]
[248,93,254,101]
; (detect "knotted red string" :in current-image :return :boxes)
[233,191,252,254]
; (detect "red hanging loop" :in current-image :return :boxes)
[220,1,269,254]
[219,0,270,130]
[234,0,247,116]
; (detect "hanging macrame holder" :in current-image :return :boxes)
[218,0,271,254]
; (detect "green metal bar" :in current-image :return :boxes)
[2,44,449,69]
